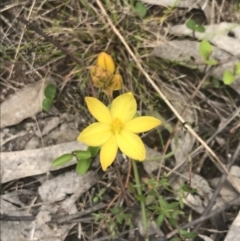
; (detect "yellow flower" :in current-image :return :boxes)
[77,92,161,171]
[90,52,123,96]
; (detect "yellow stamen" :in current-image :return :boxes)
[112,118,123,133]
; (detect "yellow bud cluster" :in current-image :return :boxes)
[90,52,123,96]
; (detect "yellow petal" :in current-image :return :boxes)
[124,116,161,133]
[100,136,118,171]
[103,74,123,96]
[116,130,145,160]
[103,88,113,97]
[77,123,112,146]
[90,66,96,77]
[92,76,104,88]
[109,74,123,90]
[96,52,115,74]
[111,92,137,124]
[85,97,112,124]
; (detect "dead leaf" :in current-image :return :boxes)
[38,171,96,214]
[0,193,71,241]
[0,78,54,129]
[1,141,87,183]
[210,177,239,203]
[169,23,240,55]
[224,211,240,241]
[140,0,211,22]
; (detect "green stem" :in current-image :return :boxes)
[132,160,149,241]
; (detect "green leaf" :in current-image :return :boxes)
[186,19,205,33]
[44,84,57,100]
[199,39,213,60]
[110,207,122,215]
[186,19,196,31]
[136,194,145,202]
[99,188,106,196]
[145,195,155,205]
[170,238,179,241]
[195,25,205,33]
[52,153,73,167]
[213,78,220,88]
[179,229,198,238]
[87,146,100,157]
[76,158,92,175]
[179,197,184,209]
[42,98,53,111]
[156,214,164,227]
[134,2,147,18]
[235,62,240,75]
[169,217,178,227]
[159,196,169,209]
[205,59,218,65]
[74,150,91,160]
[223,70,236,85]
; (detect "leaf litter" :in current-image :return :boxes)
[1,0,240,240]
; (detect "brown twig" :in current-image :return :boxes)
[50,203,107,224]
[0,214,34,222]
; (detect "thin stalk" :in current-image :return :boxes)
[132,160,149,241]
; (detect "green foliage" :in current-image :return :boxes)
[205,59,218,65]
[87,146,100,157]
[223,70,236,85]
[93,208,133,238]
[52,153,73,167]
[223,62,240,85]
[52,146,100,175]
[75,146,100,175]
[42,98,54,111]
[156,214,164,227]
[212,78,221,88]
[74,150,91,159]
[133,2,147,18]
[76,158,92,175]
[44,84,57,99]
[42,84,57,111]
[110,207,133,227]
[93,188,106,203]
[186,19,205,33]
[199,40,212,59]
[148,196,184,227]
[170,238,179,241]
[179,229,198,239]
[235,62,240,75]
[202,77,221,89]
[135,176,199,239]
[178,183,197,209]
[199,40,217,65]
[93,212,118,238]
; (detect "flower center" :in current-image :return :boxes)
[112,118,123,133]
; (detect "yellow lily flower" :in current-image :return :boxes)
[90,52,123,96]
[77,92,161,171]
